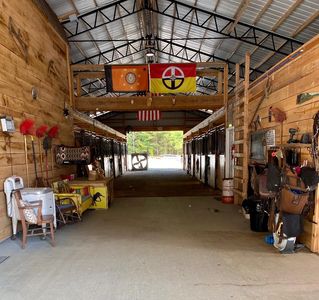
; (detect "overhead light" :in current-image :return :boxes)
[146,49,154,57]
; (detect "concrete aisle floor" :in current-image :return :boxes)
[1,170,319,300]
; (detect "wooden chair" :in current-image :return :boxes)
[55,196,81,225]
[52,180,82,225]
[13,190,55,249]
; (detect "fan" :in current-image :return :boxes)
[131,153,148,171]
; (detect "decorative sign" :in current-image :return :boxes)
[297,92,319,104]
[265,129,276,147]
[149,63,196,93]
[56,146,90,165]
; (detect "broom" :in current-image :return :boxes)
[20,119,35,187]
[43,135,51,186]
[36,125,48,186]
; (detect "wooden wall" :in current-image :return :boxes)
[247,37,319,149]
[0,0,75,241]
[230,35,319,252]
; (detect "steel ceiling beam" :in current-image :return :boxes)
[61,0,303,57]
[152,0,303,55]
[73,35,274,95]
[80,78,215,97]
[74,38,237,94]
[156,41,235,92]
[156,38,263,81]
[74,36,262,81]
[62,0,142,38]
[73,38,145,64]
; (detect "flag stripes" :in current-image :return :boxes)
[137,110,161,121]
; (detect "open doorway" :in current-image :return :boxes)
[127,131,183,169]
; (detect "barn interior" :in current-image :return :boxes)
[1,0,319,298]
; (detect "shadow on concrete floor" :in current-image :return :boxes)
[114,168,219,198]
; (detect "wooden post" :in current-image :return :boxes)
[24,135,30,187]
[243,52,250,200]
[223,65,228,127]
[218,71,223,95]
[76,75,81,98]
[66,46,74,108]
[235,64,240,97]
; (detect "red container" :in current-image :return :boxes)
[222,196,234,204]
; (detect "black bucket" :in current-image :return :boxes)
[249,200,269,232]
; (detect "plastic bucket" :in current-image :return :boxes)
[222,178,234,204]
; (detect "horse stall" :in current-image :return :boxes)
[184,121,226,191]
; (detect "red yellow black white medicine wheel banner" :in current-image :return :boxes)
[161,66,185,90]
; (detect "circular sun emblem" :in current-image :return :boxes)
[162,66,185,90]
[125,72,137,85]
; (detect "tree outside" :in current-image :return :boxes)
[127,131,183,156]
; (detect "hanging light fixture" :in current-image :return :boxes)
[145,34,155,58]
[146,48,154,57]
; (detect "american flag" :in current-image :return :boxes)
[137,110,161,121]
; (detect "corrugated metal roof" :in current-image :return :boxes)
[45,0,319,97]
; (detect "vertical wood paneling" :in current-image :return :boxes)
[0,0,75,241]
[231,35,319,252]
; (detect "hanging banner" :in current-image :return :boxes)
[105,65,148,92]
[137,110,161,121]
[149,63,196,93]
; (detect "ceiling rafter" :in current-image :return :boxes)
[117,7,135,63]
[67,0,115,96]
[73,38,145,64]
[74,35,275,97]
[292,10,319,37]
[212,0,252,80]
[227,0,273,62]
[227,0,272,64]
[167,3,177,63]
[68,0,103,60]
[151,0,303,55]
[239,2,316,73]
[271,0,304,32]
[212,0,251,56]
[197,0,221,55]
[157,37,263,80]
[73,36,263,83]
[61,0,303,57]
[181,0,198,61]
[62,0,142,38]
[136,0,148,44]
[253,0,273,26]
[92,0,123,64]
